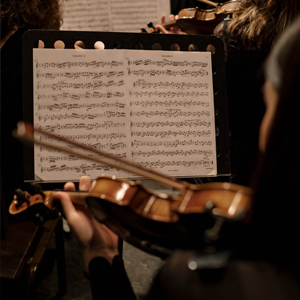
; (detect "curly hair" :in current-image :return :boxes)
[1,0,64,37]
[228,0,300,51]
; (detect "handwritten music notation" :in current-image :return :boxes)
[33,49,217,181]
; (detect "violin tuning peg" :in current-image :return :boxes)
[31,183,45,198]
[147,22,155,29]
[15,189,30,204]
[140,28,147,33]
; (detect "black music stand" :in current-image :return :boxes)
[21,29,231,185]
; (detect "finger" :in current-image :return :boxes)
[169,14,175,21]
[161,15,166,23]
[91,179,96,189]
[64,181,76,191]
[155,25,170,34]
[79,176,91,191]
[55,191,77,220]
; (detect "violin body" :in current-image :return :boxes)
[10,175,253,257]
[176,7,225,35]
[214,0,241,15]
[145,1,241,35]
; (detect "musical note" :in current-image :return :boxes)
[37,100,125,111]
[128,58,208,68]
[36,70,124,79]
[131,140,212,148]
[35,60,124,69]
[130,110,210,118]
[130,120,211,128]
[132,79,208,89]
[127,68,208,77]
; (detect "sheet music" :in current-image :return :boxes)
[33,48,217,181]
[60,0,170,32]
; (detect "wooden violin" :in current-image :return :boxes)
[10,122,253,257]
[142,1,240,36]
[143,7,224,35]
[198,0,241,15]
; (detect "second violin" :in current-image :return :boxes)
[143,0,241,35]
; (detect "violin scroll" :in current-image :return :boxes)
[10,183,61,224]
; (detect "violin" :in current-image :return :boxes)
[198,0,241,15]
[143,7,224,35]
[10,122,253,257]
[143,1,240,36]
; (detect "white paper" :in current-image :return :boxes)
[33,48,217,181]
[60,0,170,32]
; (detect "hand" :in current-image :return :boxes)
[55,176,119,271]
[155,15,187,35]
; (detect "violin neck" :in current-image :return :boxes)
[63,190,89,205]
[44,190,89,210]
[162,20,177,29]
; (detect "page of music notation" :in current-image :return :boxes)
[60,0,170,32]
[33,48,217,181]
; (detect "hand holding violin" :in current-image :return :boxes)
[55,176,119,271]
[155,15,188,35]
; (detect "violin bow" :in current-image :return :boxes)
[13,122,187,190]
[197,0,218,7]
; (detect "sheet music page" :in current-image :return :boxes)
[33,48,217,181]
[60,0,170,32]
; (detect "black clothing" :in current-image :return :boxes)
[147,250,300,300]
[214,19,267,185]
[89,256,136,300]
[0,27,29,210]
[88,250,300,300]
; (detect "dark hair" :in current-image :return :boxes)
[228,0,300,51]
[1,0,64,38]
[249,17,300,268]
